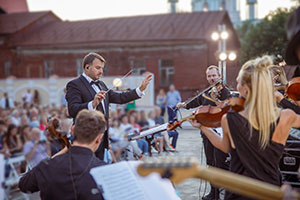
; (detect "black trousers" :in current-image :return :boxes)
[202,132,228,169]
[201,131,229,197]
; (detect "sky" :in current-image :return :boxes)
[27,0,297,21]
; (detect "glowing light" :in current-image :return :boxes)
[228,52,237,61]
[113,78,122,87]
[211,32,219,41]
[220,31,229,40]
[219,52,227,61]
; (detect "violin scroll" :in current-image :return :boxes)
[47,118,70,148]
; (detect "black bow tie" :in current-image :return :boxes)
[90,80,100,85]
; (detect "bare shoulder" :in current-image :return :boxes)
[279,109,296,122]
[221,113,229,132]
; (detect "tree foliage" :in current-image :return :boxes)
[237,8,292,64]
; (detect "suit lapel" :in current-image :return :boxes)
[99,81,109,118]
[79,75,96,100]
[79,75,107,115]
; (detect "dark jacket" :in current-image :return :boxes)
[66,75,140,159]
[19,146,106,200]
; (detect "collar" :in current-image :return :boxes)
[70,145,94,155]
[82,73,100,84]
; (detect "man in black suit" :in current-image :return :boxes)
[66,52,152,160]
[19,109,107,200]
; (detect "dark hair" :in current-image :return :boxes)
[20,125,31,144]
[82,52,106,69]
[74,110,106,144]
[4,124,18,147]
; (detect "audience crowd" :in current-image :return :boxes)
[0,87,179,178]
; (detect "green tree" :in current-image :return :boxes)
[237,8,292,64]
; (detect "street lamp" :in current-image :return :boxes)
[220,31,229,40]
[211,32,219,41]
[228,52,237,61]
[211,24,236,84]
[219,52,227,61]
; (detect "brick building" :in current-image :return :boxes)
[0,10,240,100]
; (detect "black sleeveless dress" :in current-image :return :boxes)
[225,111,284,200]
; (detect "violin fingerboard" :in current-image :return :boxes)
[141,157,198,169]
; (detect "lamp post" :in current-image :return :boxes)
[211,24,236,85]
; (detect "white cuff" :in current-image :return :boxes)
[88,101,96,110]
[136,87,145,97]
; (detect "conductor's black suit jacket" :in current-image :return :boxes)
[66,75,140,159]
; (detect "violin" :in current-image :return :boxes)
[168,97,244,130]
[47,118,70,148]
[285,77,300,101]
[182,80,226,108]
[271,64,300,101]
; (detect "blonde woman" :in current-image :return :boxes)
[190,56,300,199]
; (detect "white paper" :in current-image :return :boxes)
[90,161,145,200]
[90,161,181,200]
[0,154,4,200]
[215,127,223,137]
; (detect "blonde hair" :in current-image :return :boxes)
[238,55,280,148]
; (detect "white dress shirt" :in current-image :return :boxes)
[82,73,144,114]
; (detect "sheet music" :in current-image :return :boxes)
[90,161,146,200]
[90,161,181,200]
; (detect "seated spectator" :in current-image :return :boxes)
[23,127,51,168]
[119,115,142,159]
[3,124,23,155]
[60,118,72,134]
[138,110,149,129]
[119,114,133,135]
[148,110,164,153]
[11,109,20,126]
[20,114,29,127]
[39,113,48,131]
[29,116,40,128]
[109,118,122,141]
[154,106,177,151]
[129,115,148,156]
[20,125,31,145]
[0,120,9,157]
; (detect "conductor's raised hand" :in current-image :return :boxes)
[92,91,106,108]
[139,74,152,92]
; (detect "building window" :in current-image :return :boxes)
[44,60,54,78]
[76,58,83,76]
[159,59,174,87]
[4,61,11,77]
[130,59,146,75]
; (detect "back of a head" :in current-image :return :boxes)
[31,127,41,140]
[238,55,280,148]
[74,110,106,144]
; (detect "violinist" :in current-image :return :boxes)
[274,7,300,114]
[19,110,107,200]
[190,56,300,200]
[177,65,231,200]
